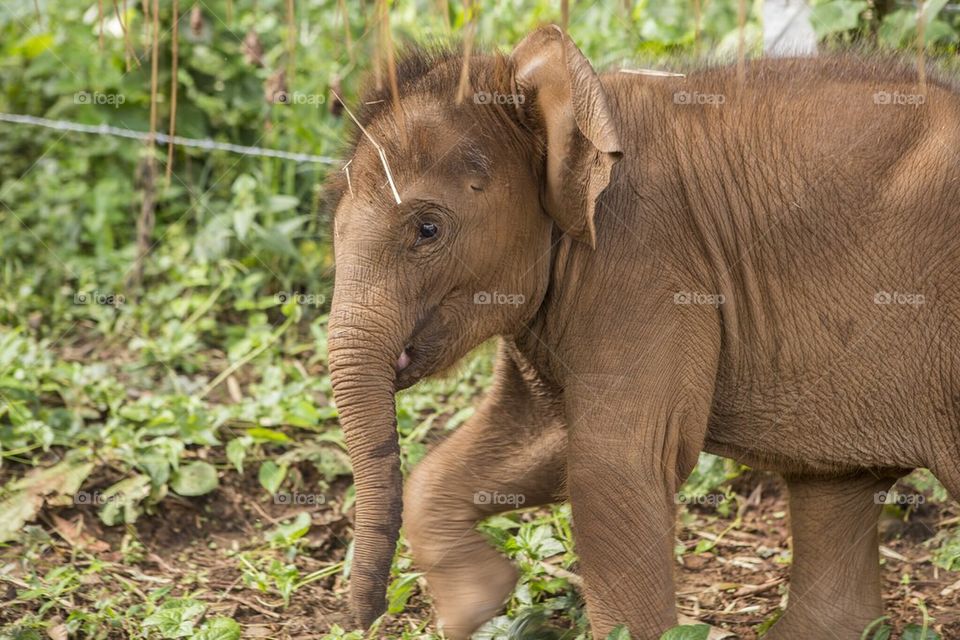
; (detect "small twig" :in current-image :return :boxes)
[540,561,583,587]
[199,312,296,399]
[222,593,282,618]
[732,578,783,597]
[333,90,402,204]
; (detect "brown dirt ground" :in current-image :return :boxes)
[2,464,958,639]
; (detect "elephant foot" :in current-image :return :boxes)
[763,611,880,640]
[428,549,518,640]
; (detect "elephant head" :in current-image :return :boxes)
[325,25,621,627]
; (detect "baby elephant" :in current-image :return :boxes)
[326,25,960,639]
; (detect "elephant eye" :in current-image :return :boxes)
[415,221,439,245]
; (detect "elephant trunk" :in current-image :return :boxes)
[328,295,405,628]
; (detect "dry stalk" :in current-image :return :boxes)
[97,0,105,49]
[285,0,296,85]
[337,0,353,60]
[166,0,180,184]
[620,68,685,78]
[916,0,928,92]
[438,0,450,31]
[112,0,138,70]
[380,0,403,126]
[373,0,383,91]
[455,0,477,105]
[694,0,702,55]
[131,0,160,289]
[737,0,747,85]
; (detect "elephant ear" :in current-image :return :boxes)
[510,25,622,249]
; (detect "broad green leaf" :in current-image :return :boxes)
[193,616,242,640]
[809,0,869,38]
[0,492,42,543]
[268,511,311,546]
[142,598,206,638]
[170,461,219,497]
[606,626,631,640]
[659,624,709,640]
[247,427,291,443]
[387,572,421,614]
[100,475,152,526]
[226,438,250,474]
[258,461,287,495]
[902,625,940,640]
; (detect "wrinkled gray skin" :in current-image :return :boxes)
[327,25,960,639]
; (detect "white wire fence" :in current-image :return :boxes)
[0,112,340,165]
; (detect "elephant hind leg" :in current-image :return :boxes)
[403,346,566,640]
[765,473,898,640]
[931,455,960,503]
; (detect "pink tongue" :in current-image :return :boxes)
[396,350,411,372]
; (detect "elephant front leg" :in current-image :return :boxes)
[565,373,712,639]
[765,473,897,640]
[403,349,566,639]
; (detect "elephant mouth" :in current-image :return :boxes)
[394,308,440,391]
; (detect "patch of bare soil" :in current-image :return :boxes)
[676,473,960,639]
[2,467,957,639]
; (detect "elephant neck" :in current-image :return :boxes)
[511,225,576,391]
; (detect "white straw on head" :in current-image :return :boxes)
[619,68,686,78]
[333,90,402,205]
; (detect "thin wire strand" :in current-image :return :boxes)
[0,112,339,164]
